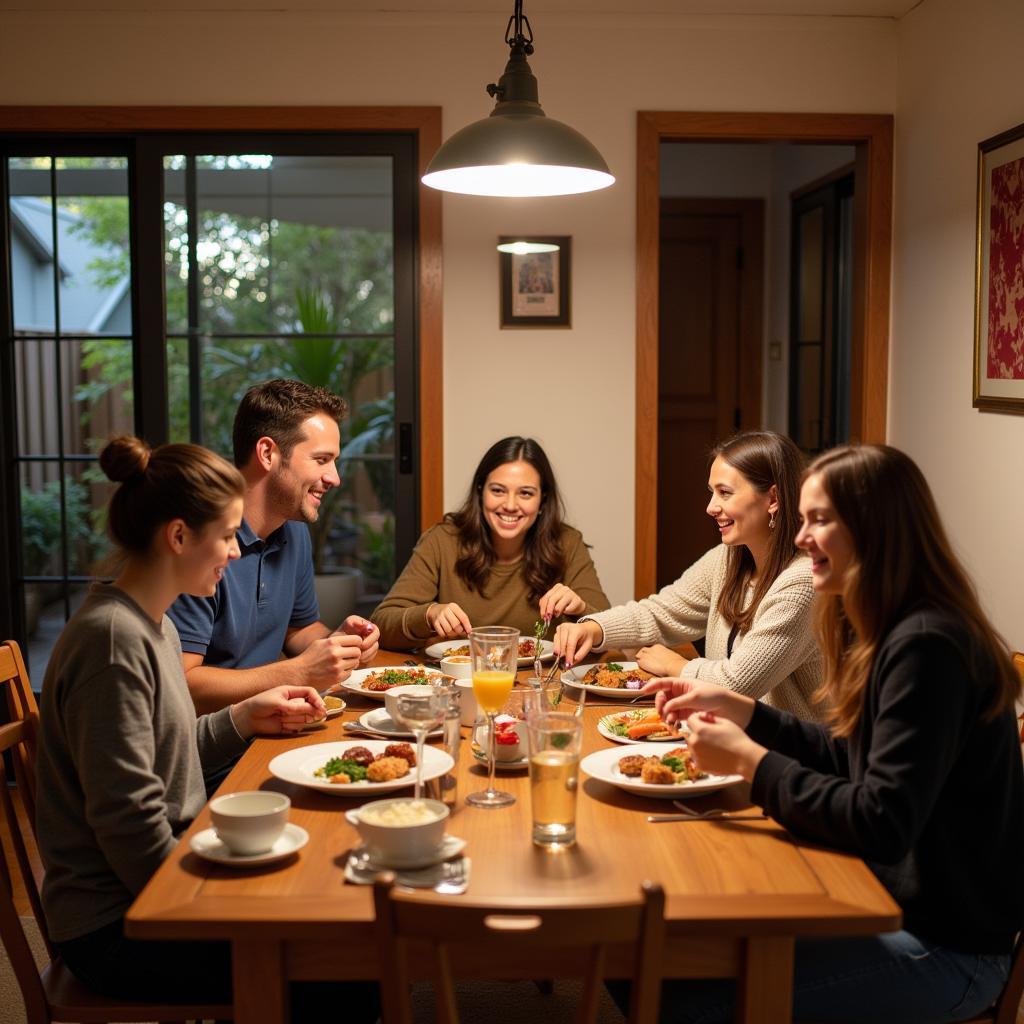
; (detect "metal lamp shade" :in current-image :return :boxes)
[422,113,615,198]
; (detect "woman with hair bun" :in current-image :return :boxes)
[372,435,610,649]
[35,436,377,1019]
[555,430,824,720]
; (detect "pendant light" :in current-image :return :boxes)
[422,0,614,198]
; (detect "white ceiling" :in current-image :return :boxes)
[0,0,923,16]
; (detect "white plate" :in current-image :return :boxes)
[562,661,656,700]
[424,639,555,666]
[189,823,309,866]
[359,707,443,739]
[597,709,688,745]
[268,740,454,796]
[580,742,742,799]
[340,666,444,702]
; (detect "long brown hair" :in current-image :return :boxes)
[100,435,244,555]
[807,444,1019,736]
[446,437,568,600]
[713,431,807,633]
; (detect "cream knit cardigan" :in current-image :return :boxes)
[582,545,825,721]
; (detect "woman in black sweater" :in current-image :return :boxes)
[644,444,1023,1023]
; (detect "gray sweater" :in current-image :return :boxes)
[582,545,825,721]
[36,584,247,942]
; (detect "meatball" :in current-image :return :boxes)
[382,742,416,766]
[367,756,410,782]
[341,745,375,768]
[641,760,677,785]
[618,755,648,777]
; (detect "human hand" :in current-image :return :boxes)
[294,633,363,689]
[231,685,325,739]
[337,615,380,665]
[426,602,473,639]
[538,583,586,621]
[685,711,767,781]
[552,620,602,668]
[639,676,754,729]
[634,643,687,677]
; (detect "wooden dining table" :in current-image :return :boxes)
[126,651,901,1024]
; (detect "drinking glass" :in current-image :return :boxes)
[524,674,564,714]
[526,712,583,849]
[393,690,448,799]
[466,626,519,809]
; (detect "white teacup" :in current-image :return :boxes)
[439,654,473,679]
[454,677,479,727]
[384,683,438,724]
[209,791,290,855]
[345,797,449,866]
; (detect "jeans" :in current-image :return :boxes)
[58,918,380,1022]
[611,930,1010,1024]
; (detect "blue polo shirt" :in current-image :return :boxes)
[168,519,321,668]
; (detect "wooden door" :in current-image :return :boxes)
[656,199,763,590]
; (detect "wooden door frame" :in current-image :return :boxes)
[0,105,444,531]
[636,111,893,598]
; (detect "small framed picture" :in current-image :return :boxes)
[974,120,1024,414]
[499,236,571,328]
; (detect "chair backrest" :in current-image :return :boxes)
[0,719,55,1023]
[373,874,665,1024]
[0,640,40,826]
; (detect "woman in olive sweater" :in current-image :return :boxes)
[640,445,1023,1023]
[372,436,609,649]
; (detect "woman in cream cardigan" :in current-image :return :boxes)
[554,431,825,721]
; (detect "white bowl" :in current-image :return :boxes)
[384,683,440,723]
[454,677,479,727]
[493,714,524,761]
[439,654,473,679]
[209,791,290,855]
[344,797,449,866]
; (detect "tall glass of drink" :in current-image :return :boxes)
[466,626,519,809]
[526,712,582,849]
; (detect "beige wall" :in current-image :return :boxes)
[892,0,1024,649]
[0,10,896,604]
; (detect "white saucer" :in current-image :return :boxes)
[359,707,443,739]
[356,834,467,871]
[189,823,309,866]
[470,744,529,770]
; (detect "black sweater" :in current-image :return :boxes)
[749,607,1024,954]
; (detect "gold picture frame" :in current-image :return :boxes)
[974,120,1024,414]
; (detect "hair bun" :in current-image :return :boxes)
[99,434,152,483]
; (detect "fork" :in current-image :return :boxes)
[431,858,469,895]
[647,803,767,823]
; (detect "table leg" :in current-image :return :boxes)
[232,938,287,1024]
[736,936,794,1024]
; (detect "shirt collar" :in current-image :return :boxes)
[237,518,289,551]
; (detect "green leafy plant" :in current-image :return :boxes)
[20,479,95,576]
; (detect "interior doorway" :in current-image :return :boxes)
[657,197,763,587]
[635,112,893,598]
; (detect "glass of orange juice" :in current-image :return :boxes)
[466,626,519,808]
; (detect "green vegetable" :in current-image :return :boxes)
[661,756,686,773]
[606,662,623,673]
[550,732,571,750]
[315,758,368,781]
[534,619,547,641]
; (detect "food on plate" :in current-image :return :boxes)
[618,748,706,785]
[314,747,372,784]
[382,742,416,766]
[341,745,375,767]
[582,663,654,690]
[323,695,344,711]
[362,667,437,692]
[367,756,412,783]
[604,709,679,741]
[441,638,539,659]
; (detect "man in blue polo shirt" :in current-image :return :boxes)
[169,379,379,715]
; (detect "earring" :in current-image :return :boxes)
[769,510,776,530]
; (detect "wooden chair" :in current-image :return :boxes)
[373,874,665,1024]
[0,718,232,1024]
[1,639,40,828]
[1013,652,1024,744]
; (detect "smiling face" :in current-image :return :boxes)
[179,497,243,597]
[705,454,776,554]
[796,472,856,595]
[267,413,342,524]
[481,459,542,557]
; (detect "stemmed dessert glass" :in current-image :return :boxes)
[466,626,519,808]
[393,690,448,799]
